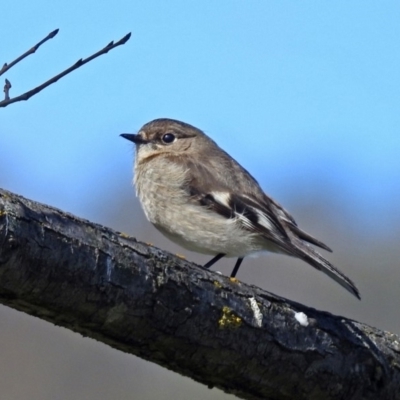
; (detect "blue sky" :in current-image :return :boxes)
[2,3,400,400]
[2,1,400,230]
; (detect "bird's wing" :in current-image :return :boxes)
[264,196,333,252]
[184,160,292,249]
[185,150,333,251]
[183,158,360,299]
[184,158,329,249]
[188,180,360,299]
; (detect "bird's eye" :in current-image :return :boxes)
[162,133,176,144]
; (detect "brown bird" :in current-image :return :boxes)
[121,118,360,299]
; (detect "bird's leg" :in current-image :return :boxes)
[203,253,225,269]
[230,257,244,278]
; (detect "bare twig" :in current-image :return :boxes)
[3,79,11,100]
[0,29,59,76]
[0,32,131,108]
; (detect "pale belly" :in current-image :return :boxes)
[148,202,282,257]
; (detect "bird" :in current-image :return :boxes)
[121,118,360,299]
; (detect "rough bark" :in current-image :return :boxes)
[0,188,399,400]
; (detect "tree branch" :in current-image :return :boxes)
[0,29,59,77]
[0,187,399,400]
[0,32,131,108]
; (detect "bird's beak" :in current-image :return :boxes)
[120,133,148,144]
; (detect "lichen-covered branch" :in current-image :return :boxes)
[0,188,399,400]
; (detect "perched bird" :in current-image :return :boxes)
[121,118,360,299]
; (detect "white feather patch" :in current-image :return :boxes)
[235,212,253,230]
[211,192,275,235]
[211,191,231,208]
[253,207,274,231]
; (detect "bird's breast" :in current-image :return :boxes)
[134,159,189,225]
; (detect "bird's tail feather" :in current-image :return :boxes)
[289,224,333,252]
[293,240,360,300]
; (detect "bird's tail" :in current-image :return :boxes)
[292,239,360,300]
